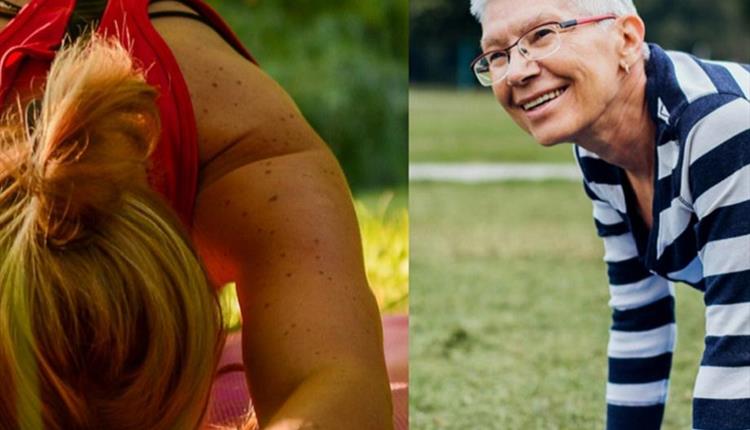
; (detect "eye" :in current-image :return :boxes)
[529,28,555,43]
[486,51,508,65]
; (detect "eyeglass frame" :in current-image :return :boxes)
[470,14,618,86]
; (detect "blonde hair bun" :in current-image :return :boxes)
[1,34,160,247]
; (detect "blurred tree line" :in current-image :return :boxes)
[410,0,750,85]
[205,0,408,191]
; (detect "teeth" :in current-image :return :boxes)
[523,88,564,111]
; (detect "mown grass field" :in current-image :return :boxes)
[409,88,706,429]
[409,88,573,163]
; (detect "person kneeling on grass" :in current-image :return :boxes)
[469,0,749,429]
[0,4,392,429]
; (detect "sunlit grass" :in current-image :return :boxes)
[218,283,242,332]
[355,191,409,314]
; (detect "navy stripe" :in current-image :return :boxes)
[690,278,706,292]
[695,201,750,249]
[654,174,674,208]
[656,126,679,146]
[704,270,750,305]
[647,45,689,116]
[698,60,748,97]
[678,93,739,144]
[608,353,672,384]
[607,403,664,430]
[595,219,630,237]
[579,157,620,185]
[654,222,699,274]
[654,238,697,275]
[607,258,652,285]
[689,130,750,199]
[693,398,750,430]
[702,335,750,367]
[612,295,674,332]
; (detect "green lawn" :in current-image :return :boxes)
[410,181,705,429]
[409,87,574,163]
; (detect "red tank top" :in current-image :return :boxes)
[0,0,255,226]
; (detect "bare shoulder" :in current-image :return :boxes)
[148,3,324,187]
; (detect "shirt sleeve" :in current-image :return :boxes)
[681,94,750,430]
[582,188,676,430]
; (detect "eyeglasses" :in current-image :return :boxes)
[470,15,617,87]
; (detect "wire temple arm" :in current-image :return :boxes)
[559,14,617,29]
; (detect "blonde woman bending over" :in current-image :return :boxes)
[0,0,392,428]
[0,37,223,429]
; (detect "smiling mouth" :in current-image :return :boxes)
[521,86,568,111]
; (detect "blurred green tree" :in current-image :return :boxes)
[636,0,750,61]
[206,0,408,191]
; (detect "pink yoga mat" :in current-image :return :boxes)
[205,314,409,429]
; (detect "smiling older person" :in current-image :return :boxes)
[469,0,750,429]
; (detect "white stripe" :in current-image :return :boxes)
[667,256,704,284]
[593,199,624,225]
[700,234,750,277]
[657,140,680,180]
[693,163,750,218]
[588,183,626,213]
[608,324,676,359]
[705,60,750,99]
[603,233,639,263]
[687,98,750,164]
[607,380,669,406]
[657,98,671,124]
[694,366,750,399]
[577,145,600,159]
[609,275,672,310]
[667,50,718,103]
[706,303,750,336]
[656,198,693,259]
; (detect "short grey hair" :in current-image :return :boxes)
[470,0,639,22]
[471,0,650,60]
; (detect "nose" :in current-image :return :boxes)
[504,47,540,87]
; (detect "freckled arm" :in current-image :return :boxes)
[190,74,393,430]
[148,13,393,426]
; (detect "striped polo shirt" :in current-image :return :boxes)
[574,43,750,430]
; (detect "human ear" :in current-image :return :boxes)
[616,15,646,66]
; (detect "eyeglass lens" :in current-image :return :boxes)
[474,24,562,86]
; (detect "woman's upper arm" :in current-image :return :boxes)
[191,106,389,421]
[152,14,390,418]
